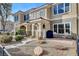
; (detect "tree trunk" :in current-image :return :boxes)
[1,16,6,32]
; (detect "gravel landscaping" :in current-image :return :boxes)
[6,39,77,56]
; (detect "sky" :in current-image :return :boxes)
[8,3,44,22]
[12,3,44,13]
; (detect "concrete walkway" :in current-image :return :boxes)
[5,38,76,49]
[5,38,35,49]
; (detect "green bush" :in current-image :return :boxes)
[6,32,10,35]
[15,35,24,41]
[16,29,26,35]
[0,35,12,43]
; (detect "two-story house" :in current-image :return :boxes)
[14,3,79,39]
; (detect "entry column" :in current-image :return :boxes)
[32,24,34,37]
[38,23,42,38]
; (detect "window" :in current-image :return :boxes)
[24,14,29,22]
[53,23,71,35]
[65,3,70,12]
[58,3,64,14]
[54,24,57,33]
[33,12,36,19]
[65,23,70,34]
[30,13,34,19]
[26,14,29,20]
[53,3,70,15]
[39,10,45,17]
[54,5,57,15]
[14,16,18,22]
[58,24,64,34]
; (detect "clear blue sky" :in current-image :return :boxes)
[12,3,44,13]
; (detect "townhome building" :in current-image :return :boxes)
[14,3,79,39]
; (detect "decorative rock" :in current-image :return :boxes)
[34,46,43,56]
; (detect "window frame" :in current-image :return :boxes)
[53,24,58,33]
[26,14,29,20]
[14,15,18,22]
[39,9,45,17]
[53,22,71,35]
[58,3,64,14]
[65,23,71,35]
[58,23,64,34]
[53,3,71,16]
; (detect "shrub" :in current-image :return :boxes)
[0,32,2,35]
[6,32,10,35]
[15,35,24,41]
[0,35,12,43]
[16,29,26,35]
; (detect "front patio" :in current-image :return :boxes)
[5,38,77,56]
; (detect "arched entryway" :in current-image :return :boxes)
[20,25,26,30]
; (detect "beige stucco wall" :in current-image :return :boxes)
[48,3,77,38]
[15,12,24,24]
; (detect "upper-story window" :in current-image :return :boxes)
[54,3,70,15]
[65,3,70,12]
[14,15,18,22]
[30,13,34,19]
[58,3,64,14]
[26,14,29,20]
[24,14,29,21]
[39,9,45,17]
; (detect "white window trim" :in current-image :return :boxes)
[53,24,58,34]
[53,22,71,35]
[39,9,45,17]
[53,3,71,16]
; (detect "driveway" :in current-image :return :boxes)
[6,38,77,56]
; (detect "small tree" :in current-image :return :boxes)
[0,3,12,32]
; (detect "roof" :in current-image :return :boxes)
[25,3,52,13]
[14,10,24,15]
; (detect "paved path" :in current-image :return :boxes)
[5,38,35,49]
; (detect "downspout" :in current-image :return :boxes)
[77,3,78,36]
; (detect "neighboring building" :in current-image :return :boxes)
[14,3,79,39]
